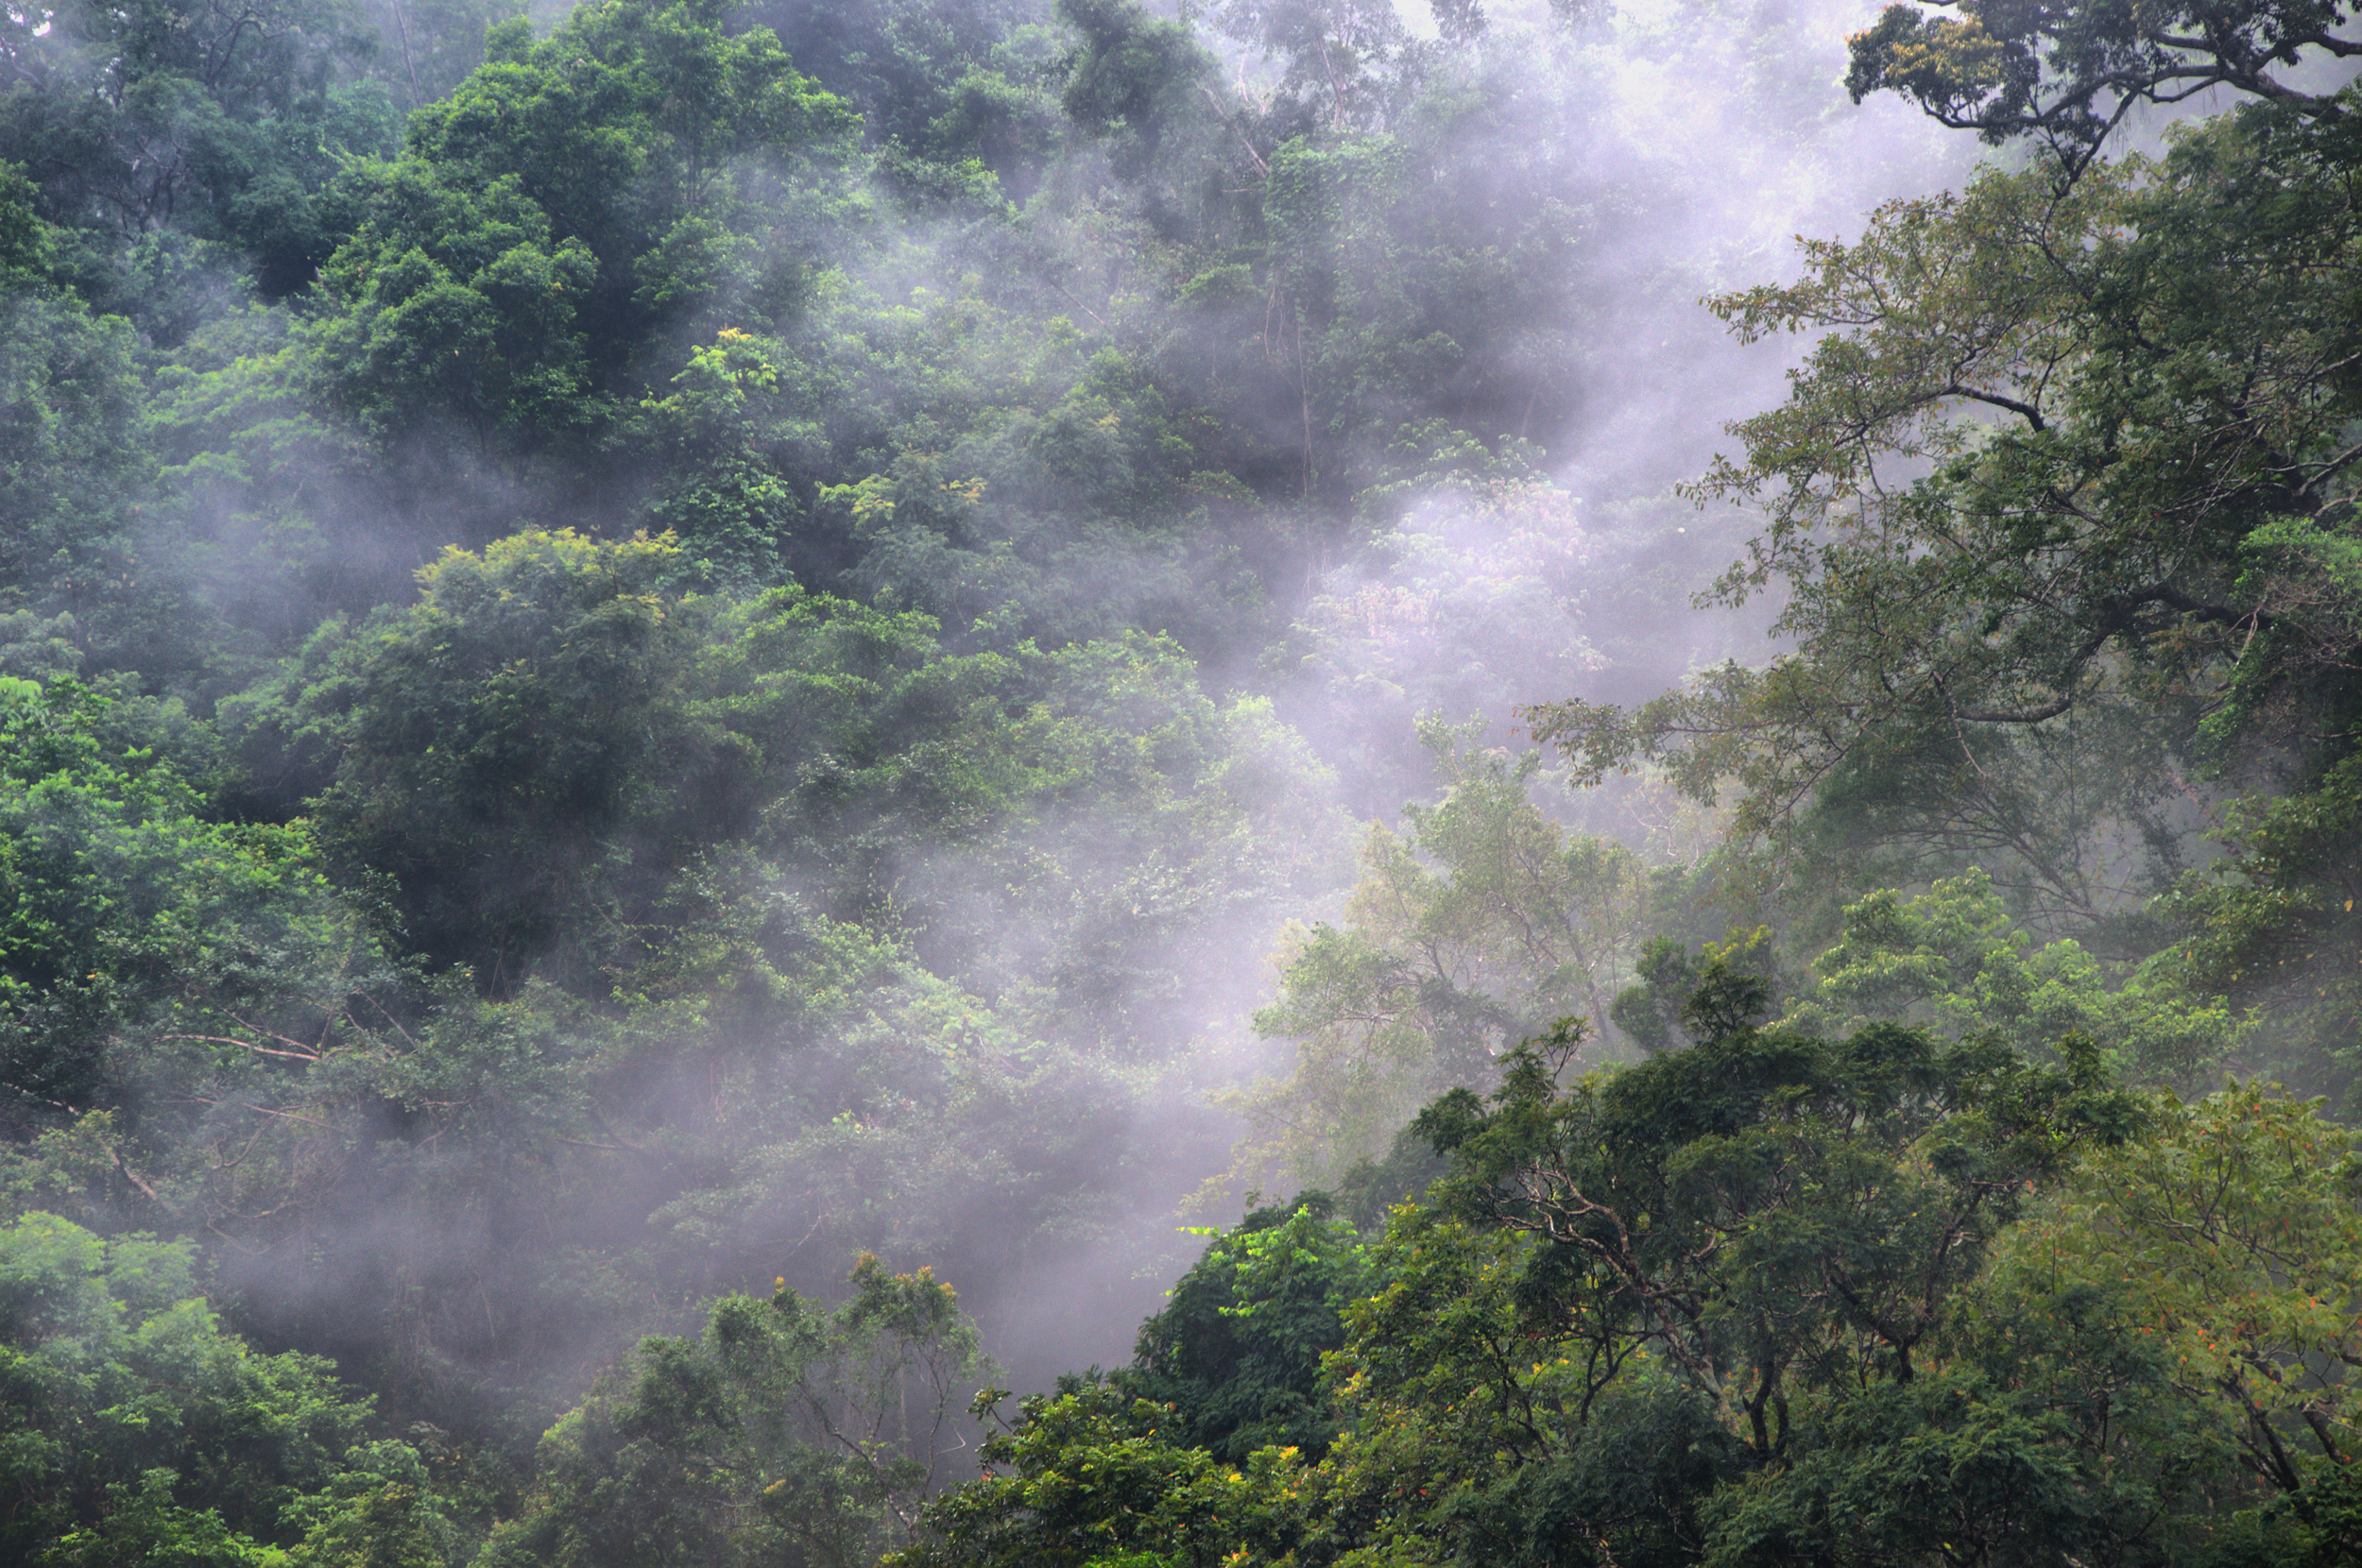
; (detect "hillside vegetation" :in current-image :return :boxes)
[1,0,2357,1562]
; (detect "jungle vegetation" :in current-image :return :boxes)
[1,0,2357,1561]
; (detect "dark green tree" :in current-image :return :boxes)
[0,676,366,1140]
[310,0,853,453]
[1124,1194,1372,1464]
[230,529,717,992]
[0,0,397,308]
[1846,0,2358,175]
[1417,1001,2145,1456]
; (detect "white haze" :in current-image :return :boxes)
[983,0,1984,1385]
[157,0,2022,1412]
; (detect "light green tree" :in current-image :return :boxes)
[0,1212,440,1567]
[1242,722,1648,1187]
[1784,868,2245,1086]
[483,1254,991,1568]
[1992,1084,2362,1532]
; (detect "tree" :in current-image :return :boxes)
[233,529,717,993]
[0,676,368,1141]
[1845,0,2360,177]
[0,1211,428,1567]
[0,265,196,675]
[1417,999,2145,1460]
[351,0,529,115]
[1124,1194,1373,1464]
[1317,1199,1743,1568]
[1527,96,2362,951]
[1196,0,1418,137]
[308,163,607,448]
[482,1253,991,1568]
[1695,1302,2228,1566]
[741,0,1052,164]
[2162,752,2362,1110]
[1243,722,1648,1186]
[1784,868,2244,1086]
[1998,1084,2362,1529]
[310,0,854,452]
[1242,997,2144,1568]
[891,1375,1310,1568]
[280,1441,463,1568]
[1711,1082,2362,1565]
[205,531,1353,1406]
[1056,0,1220,195]
[0,0,392,300]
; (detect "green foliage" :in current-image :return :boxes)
[1194,0,1437,144]
[1702,1082,2362,1564]
[0,1212,418,1566]
[892,1375,1310,1568]
[1607,925,1786,1056]
[0,283,175,672]
[310,0,855,450]
[611,628,1353,1281]
[1528,97,2362,1120]
[234,520,1350,1014]
[1845,0,2357,174]
[311,163,605,445]
[1319,1201,1743,1568]
[1244,722,1647,1185]
[1419,1012,2147,1459]
[2002,1086,2362,1510]
[483,1253,989,1568]
[900,975,2249,1568]
[352,0,530,115]
[1125,1195,1373,1463]
[746,0,1058,171]
[2164,752,2362,1110]
[0,677,366,1133]
[0,0,395,306]
[233,528,714,990]
[1246,999,2165,1566]
[1786,868,2245,1086]
[1181,44,1605,515]
[0,160,47,279]
[143,302,390,651]
[1058,0,1216,189]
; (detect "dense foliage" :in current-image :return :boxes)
[2,0,2357,1561]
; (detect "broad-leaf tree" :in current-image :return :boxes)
[1529,96,2362,963]
[483,1254,990,1568]
[1846,0,2359,175]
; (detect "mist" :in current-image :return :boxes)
[8,0,1973,1398]
[6,0,2355,1559]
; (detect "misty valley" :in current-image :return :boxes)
[2,0,2359,1562]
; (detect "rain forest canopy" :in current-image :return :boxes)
[0,0,2357,1561]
